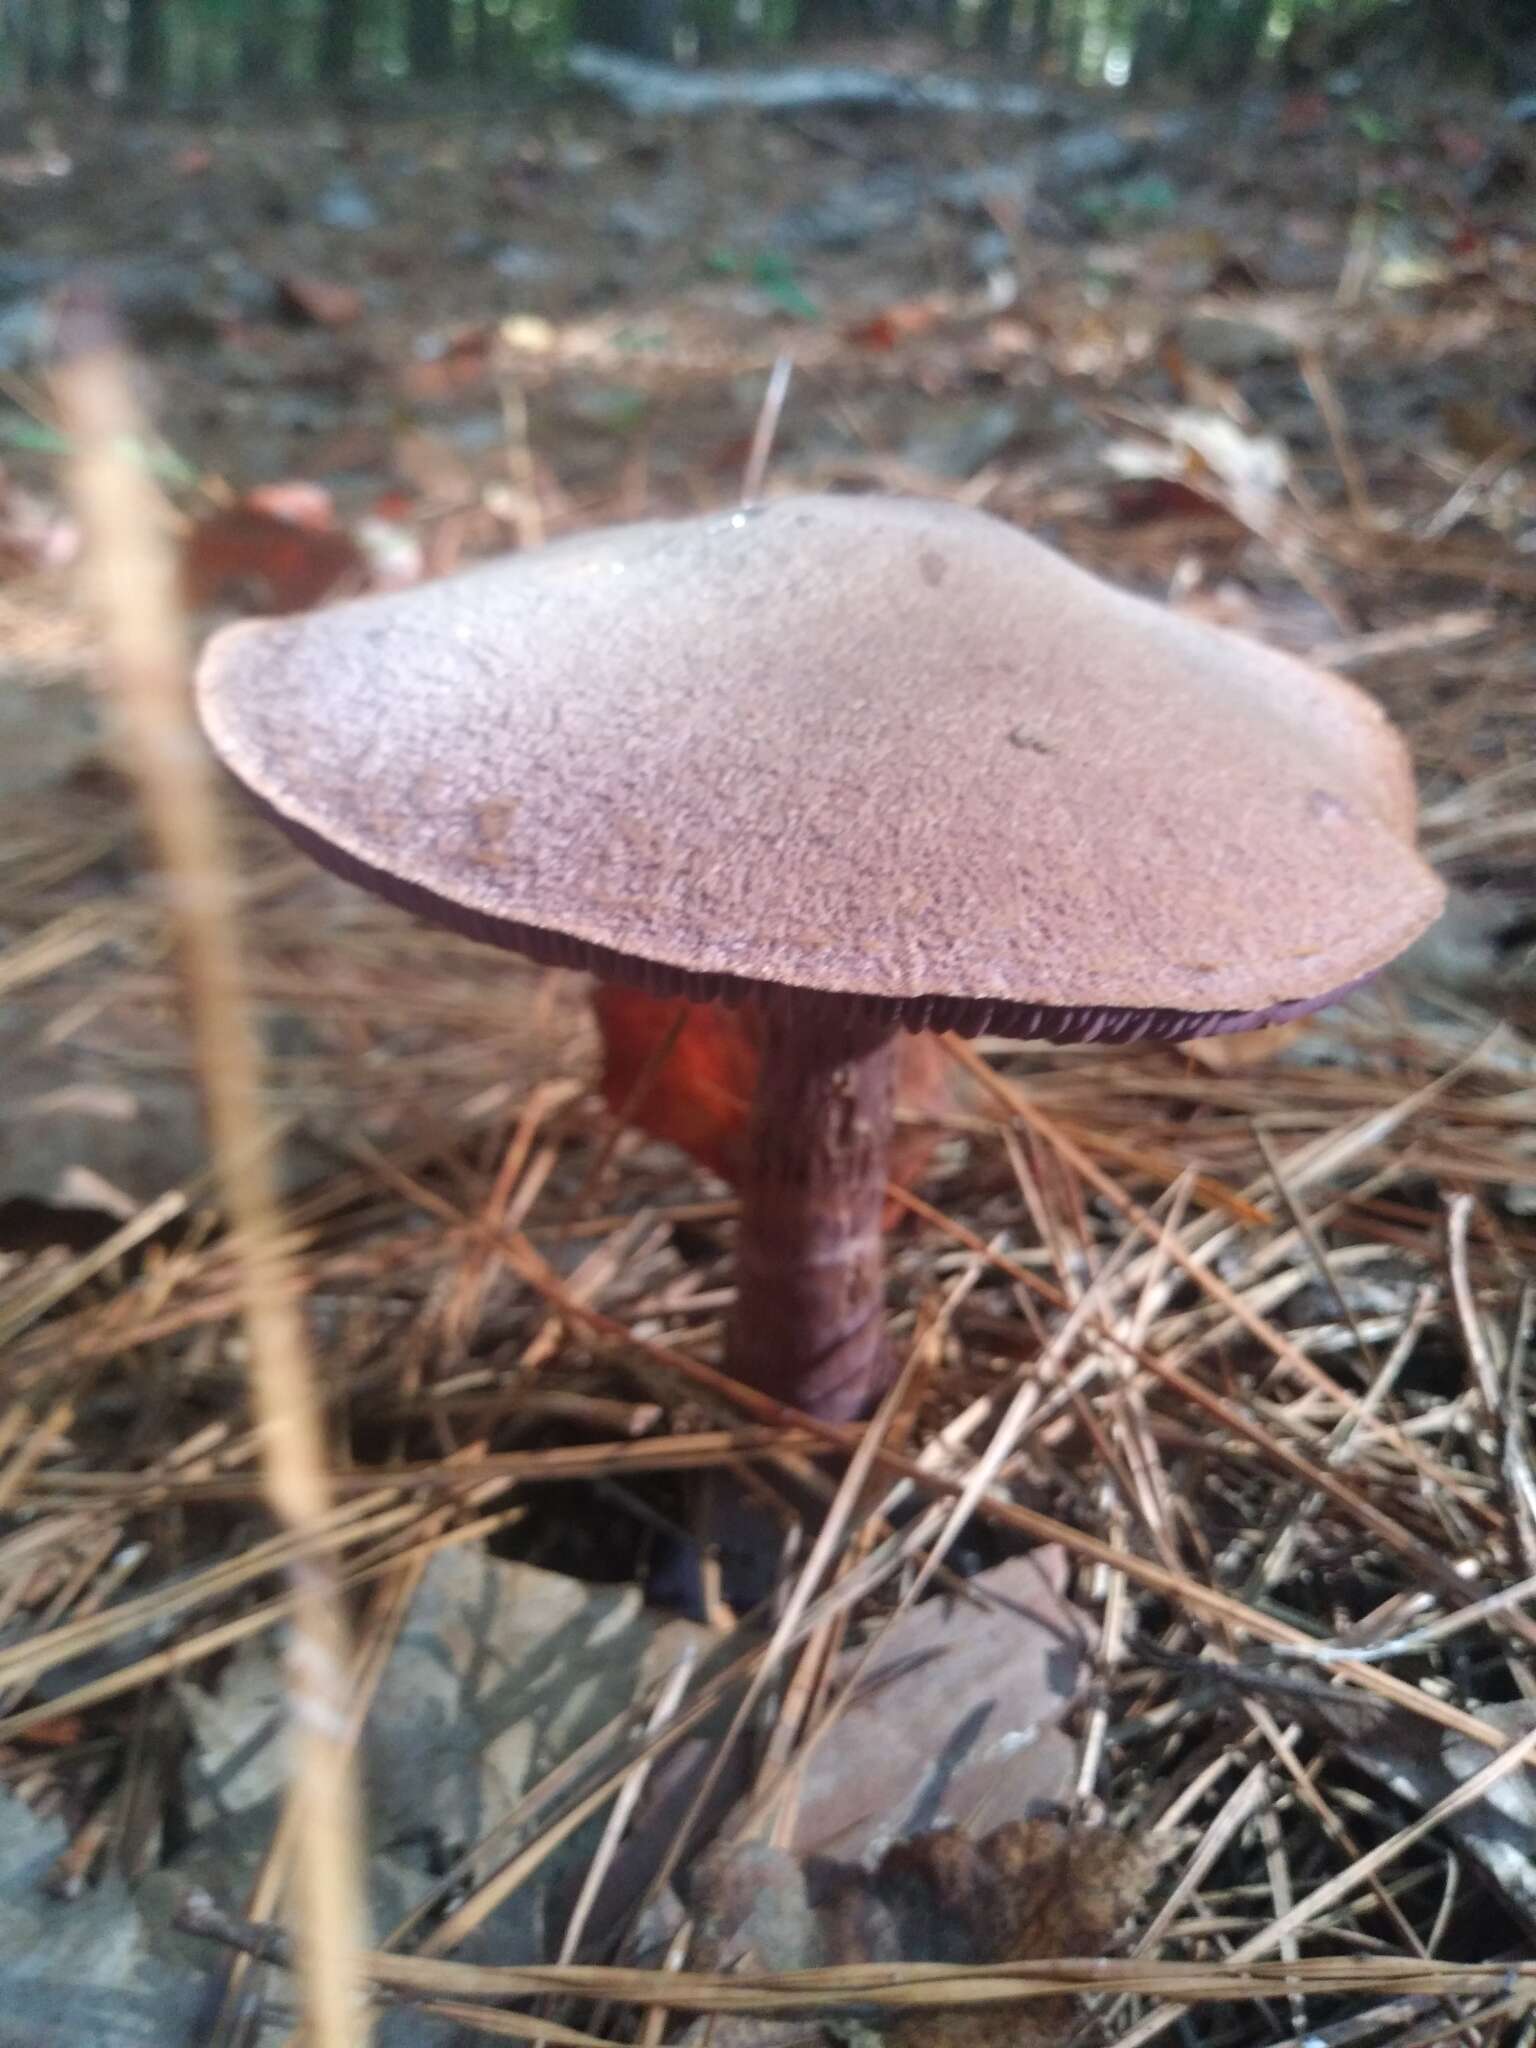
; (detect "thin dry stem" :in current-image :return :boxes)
[55,319,369,2048]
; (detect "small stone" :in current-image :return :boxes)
[489,244,566,285]
[774,169,920,251]
[1040,126,1142,188]
[316,178,378,232]
[903,401,1025,481]
[0,1792,211,2047]
[1177,311,1294,373]
[177,1550,709,1968]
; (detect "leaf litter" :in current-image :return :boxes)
[0,56,1534,2048]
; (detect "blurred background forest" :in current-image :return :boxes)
[5,0,1535,104]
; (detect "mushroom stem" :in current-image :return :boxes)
[730,1006,898,1421]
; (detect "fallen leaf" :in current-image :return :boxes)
[565,1552,1087,1967]
[1182,1020,1306,1071]
[1147,1651,1536,1939]
[792,1551,1088,1866]
[1442,398,1529,462]
[690,1817,1159,2048]
[1106,408,1290,541]
[592,986,961,1212]
[1109,473,1242,530]
[499,313,558,353]
[1347,1703,1536,1938]
[10,1714,87,1749]
[399,326,494,403]
[276,274,365,329]
[843,298,945,351]
[243,480,338,531]
[183,500,367,615]
[1279,91,1329,138]
[0,465,76,577]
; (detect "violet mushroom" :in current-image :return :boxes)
[195,495,1443,1423]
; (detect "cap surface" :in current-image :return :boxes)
[197,494,1443,1042]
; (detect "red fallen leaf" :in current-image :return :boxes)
[592,986,959,1217]
[1109,474,1238,527]
[183,499,367,615]
[843,298,943,351]
[371,488,418,522]
[276,274,365,329]
[12,1714,87,1748]
[172,144,213,177]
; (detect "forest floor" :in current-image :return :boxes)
[2,58,1536,2048]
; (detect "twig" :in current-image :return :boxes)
[55,299,369,2048]
[742,352,795,506]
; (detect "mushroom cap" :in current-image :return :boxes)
[197,494,1443,1044]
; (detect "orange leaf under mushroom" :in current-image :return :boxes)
[593,985,958,1220]
[183,499,367,616]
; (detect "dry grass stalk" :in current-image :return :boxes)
[176,1893,1536,2014]
[53,307,369,2047]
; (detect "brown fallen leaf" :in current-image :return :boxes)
[563,1554,1086,1965]
[680,1558,1131,2047]
[276,274,365,329]
[8,1713,88,1748]
[690,1819,1160,2048]
[592,985,962,1217]
[398,325,494,404]
[183,499,368,615]
[792,1550,1088,1866]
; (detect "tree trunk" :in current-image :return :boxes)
[318,0,359,85]
[1401,0,1536,85]
[14,0,52,88]
[1027,0,1056,66]
[694,0,738,61]
[1130,0,1178,85]
[240,0,287,86]
[793,0,882,39]
[124,0,163,99]
[981,0,1014,59]
[1193,0,1272,89]
[64,0,94,88]
[405,0,454,79]
[574,0,678,58]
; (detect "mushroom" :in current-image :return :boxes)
[196,494,1443,1423]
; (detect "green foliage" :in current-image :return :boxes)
[0,0,1527,100]
[1077,169,1178,227]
